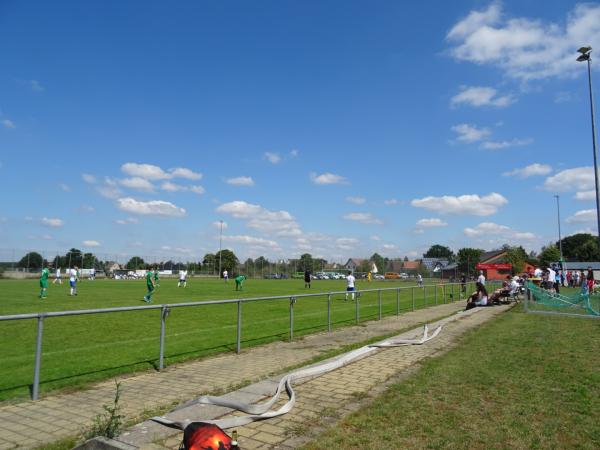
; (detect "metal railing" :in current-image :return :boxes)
[0,282,478,400]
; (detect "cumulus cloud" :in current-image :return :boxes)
[217,200,301,236]
[264,152,281,164]
[543,167,594,192]
[115,217,139,225]
[416,218,448,228]
[226,176,255,186]
[447,2,600,81]
[189,185,205,194]
[464,222,536,241]
[502,163,552,178]
[451,85,514,108]
[343,212,383,225]
[116,197,186,217]
[82,240,100,247]
[121,163,201,181]
[384,198,399,205]
[223,235,280,249]
[451,123,491,142]
[411,192,508,216]
[566,209,597,223]
[82,173,97,184]
[309,172,349,185]
[212,221,228,229]
[290,149,299,157]
[481,138,533,150]
[574,190,596,201]
[2,119,15,129]
[336,238,359,250]
[346,196,366,205]
[370,235,381,241]
[41,217,64,227]
[120,177,155,192]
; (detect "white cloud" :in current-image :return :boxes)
[120,177,155,192]
[384,198,399,205]
[190,185,205,194]
[346,196,366,205]
[343,212,383,225]
[336,237,359,250]
[121,163,201,181]
[416,218,448,228]
[264,152,281,164]
[309,172,349,185]
[451,123,491,142]
[169,167,202,180]
[97,185,122,199]
[223,235,280,249]
[83,240,100,247]
[226,176,255,186]
[79,205,95,213]
[370,235,381,241]
[450,86,514,108]
[555,91,574,103]
[212,221,228,230]
[481,138,533,150]
[543,167,594,192]
[115,217,139,225]
[2,119,15,129]
[290,149,299,157]
[502,163,552,178]
[116,197,186,217]
[574,190,596,201]
[59,183,71,192]
[411,192,508,216]
[464,222,536,241]
[82,173,97,184]
[161,181,186,192]
[382,244,397,250]
[566,209,597,223]
[217,200,301,236]
[447,3,600,81]
[41,217,64,227]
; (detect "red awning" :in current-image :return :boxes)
[476,263,512,270]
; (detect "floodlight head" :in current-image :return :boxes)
[577,53,591,62]
[578,46,592,54]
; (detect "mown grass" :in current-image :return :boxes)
[0,278,470,402]
[301,306,600,450]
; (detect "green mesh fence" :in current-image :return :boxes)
[526,281,600,316]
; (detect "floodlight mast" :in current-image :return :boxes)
[577,46,600,257]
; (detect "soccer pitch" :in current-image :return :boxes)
[0,277,467,402]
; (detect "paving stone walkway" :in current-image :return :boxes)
[0,301,508,450]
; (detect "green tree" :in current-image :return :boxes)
[423,245,455,261]
[559,233,598,261]
[370,253,385,273]
[298,253,314,272]
[504,245,528,274]
[125,256,145,270]
[215,249,238,275]
[403,256,409,262]
[18,252,44,269]
[456,248,483,276]
[539,245,561,268]
[202,253,216,274]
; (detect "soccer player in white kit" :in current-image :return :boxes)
[345,272,356,300]
[69,266,79,296]
[53,267,62,284]
[178,269,188,287]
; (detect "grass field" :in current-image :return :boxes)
[301,305,600,449]
[0,277,472,402]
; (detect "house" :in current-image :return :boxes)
[344,258,365,271]
[402,260,421,273]
[563,262,600,280]
[104,261,121,274]
[421,258,449,274]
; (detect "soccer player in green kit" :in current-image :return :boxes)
[143,269,156,303]
[235,275,246,291]
[39,266,50,299]
[153,267,160,287]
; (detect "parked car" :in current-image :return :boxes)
[400,273,409,279]
[384,272,401,279]
[374,274,385,280]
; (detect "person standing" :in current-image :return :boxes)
[143,268,155,303]
[153,267,160,287]
[345,272,356,300]
[304,269,311,288]
[477,270,486,286]
[416,273,423,287]
[178,269,188,288]
[587,267,594,294]
[90,267,96,281]
[39,265,50,299]
[53,266,62,285]
[367,271,372,283]
[235,274,246,291]
[460,273,467,295]
[69,266,79,296]
[223,269,229,281]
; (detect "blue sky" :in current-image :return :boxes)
[1,0,600,263]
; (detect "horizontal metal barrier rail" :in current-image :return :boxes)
[0,282,482,400]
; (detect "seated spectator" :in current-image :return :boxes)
[465,282,488,310]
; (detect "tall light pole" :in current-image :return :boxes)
[577,46,600,256]
[218,220,223,278]
[554,195,564,264]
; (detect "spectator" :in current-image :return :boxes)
[466,282,488,310]
[477,270,486,286]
